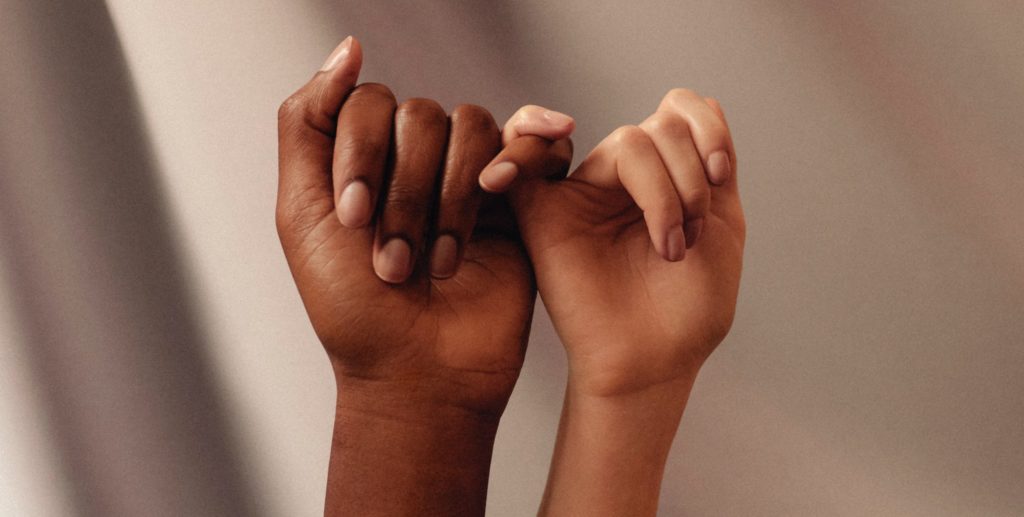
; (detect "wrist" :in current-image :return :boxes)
[540,373,698,516]
[563,373,696,448]
[565,348,704,399]
[329,347,521,419]
[326,376,501,516]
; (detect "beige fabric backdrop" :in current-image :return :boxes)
[1,1,1021,515]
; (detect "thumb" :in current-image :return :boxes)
[279,36,364,139]
[277,36,363,242]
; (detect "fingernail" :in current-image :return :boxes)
[708,150,732,185]
[666,224,686,262]
[374,238,412,283]
[321,36,353,71]
[542,109,574,127]
[479,162,519,192]
[337,180,371,227]
[684,218,704,249]
[430,235,459,279]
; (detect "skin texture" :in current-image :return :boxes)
[275,37,572,516]
[280,34,743,517]
[483,91,745,515]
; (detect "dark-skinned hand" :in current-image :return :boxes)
[275,36,572,516]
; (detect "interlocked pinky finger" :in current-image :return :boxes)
[501,105,575,146]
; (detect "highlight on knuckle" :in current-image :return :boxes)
[514,104,543,125]
[277,93,307,125]
[451,104,497,132]
[666,87,698,104]
[349,82,396,106]
[610,124,649,149]
[647,113,690,139]
[397,97,445,124]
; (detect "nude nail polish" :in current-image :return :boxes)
[337,181,371,228]
[320,36,353,71]
[479,162,519,192]
[430,235,458,279]
[708,150,732,185]
[666,225,686,262]
[374,238,412,283]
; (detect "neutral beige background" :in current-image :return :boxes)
[1,1,1022,515]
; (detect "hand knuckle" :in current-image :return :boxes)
[345,84,397,111]
[451,104,497,131]
[666,87,698,102]
[397,98,445,122]
[647,113,689,138]
[354,82,396,101]
[510,104,541,123]
[611,124,648,148]
[277,93,307,125]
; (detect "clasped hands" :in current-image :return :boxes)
[277,37,744,516]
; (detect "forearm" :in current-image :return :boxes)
[539,374,697,517]
[325,376,501,516]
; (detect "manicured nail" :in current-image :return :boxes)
[479,162,519,192]
[542,109,574,127]
[374,238,412,283]
[321,36,353,71]
[337,180,371,228]
[429,235,459,279]
[666,224,686,262]
[684,218,704,249]
[708,150,732,185]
